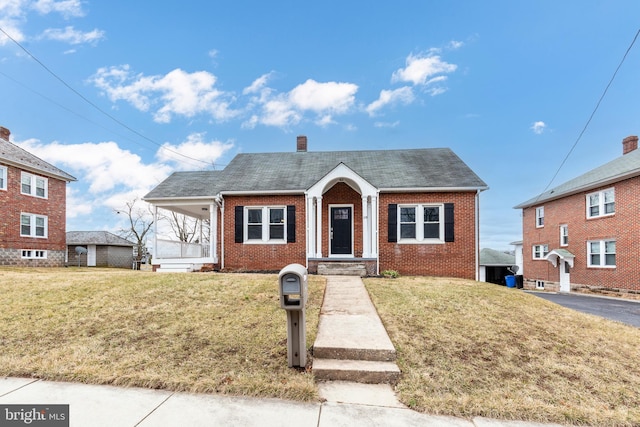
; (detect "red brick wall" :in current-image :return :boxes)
[220,189,479,278]
[521,176,640,292]
[222,194,307,271]
[378,191,478,279]
[0,164,67,266]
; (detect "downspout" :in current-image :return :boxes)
[475,190,480,281]
[376,190,380,276]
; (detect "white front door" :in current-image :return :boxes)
[87,245,97,267]
[559,260,570,292]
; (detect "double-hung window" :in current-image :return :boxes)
[533,244,549,259]
[586,188,614,219]
[20,213,48,238]
[0,165,6,191]
[245,206,286,243]
[535,206,544,228]
[21,172,47,198]
[588,240,616,267]
[398,204,444,242]
[560,224,568,247]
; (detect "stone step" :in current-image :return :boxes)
[313,358,401,384]
[317,263,367,276]
[313,344,396,362]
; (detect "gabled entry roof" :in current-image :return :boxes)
[144,147,488,200]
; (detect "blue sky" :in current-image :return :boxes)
[1,1,639,250]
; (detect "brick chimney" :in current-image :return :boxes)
[622,135,638,155]
[296,135,307,152]
[0,126,9,141]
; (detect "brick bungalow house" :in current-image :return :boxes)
[0,126,76,267]
[514,135,640,294]
[143,136,488,278]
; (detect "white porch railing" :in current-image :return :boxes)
[156,239,210,258]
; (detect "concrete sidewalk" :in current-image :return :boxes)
[0,377,564,426]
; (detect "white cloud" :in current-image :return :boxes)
[90,66,238,123]
[392,53,457,86]
[156,133,234,170]
[366,86,414,116]
[32,0,85,18]
[531,121,546,134]
[244,78,358,128]
[289,79,358,114]
[40,26,104,45]
[447,40,464,50]
[243,72,273,95]
[374,121,400,128]
[17,139,172,194]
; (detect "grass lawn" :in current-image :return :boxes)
[0,267,324,401]
[365,276,640,427]
[3,268,639,426]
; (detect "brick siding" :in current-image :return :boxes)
[522,176,640,292]
[221,187,479,279]
[378,191,478,279]
[0,164,68,267]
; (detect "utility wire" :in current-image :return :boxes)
[0,26,218,169]
[537,28,640,199]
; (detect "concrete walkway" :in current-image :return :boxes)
[0,275,565,426]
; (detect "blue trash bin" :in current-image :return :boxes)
[505,275,516,288]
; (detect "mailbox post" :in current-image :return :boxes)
[278,263,308,368]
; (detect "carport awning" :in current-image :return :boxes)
[546,249,575,268]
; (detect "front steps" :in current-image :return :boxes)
[156,262,200,273]
[317,262,367,277]
[312,276,401,384]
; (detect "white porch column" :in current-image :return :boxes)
[315,196,323,258]
[362,195,370,258]
[370,195,378,257]
[152,206,158,261]
[210,203,217,262]
[306,196,315,257]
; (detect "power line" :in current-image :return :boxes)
[0,26,219,169]
[537,28,640,199]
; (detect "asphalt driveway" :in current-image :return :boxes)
[527,292,640,328]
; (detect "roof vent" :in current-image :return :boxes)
[622,135,638,155]
[296,135,307,152]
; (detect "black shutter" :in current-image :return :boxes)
[444,203,454,242]
[235,206,244,243]
[287,205,296,243]
[388,204,397,242]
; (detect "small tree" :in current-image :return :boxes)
[117,198,154,264]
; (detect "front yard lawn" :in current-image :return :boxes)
[2,268,639,426]
[0,268,323,401]
[365,276,640,427]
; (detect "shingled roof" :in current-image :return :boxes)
[0,131,76,182]
[67,231,135,246]
[514,147,640,209]
[144,147,487,200]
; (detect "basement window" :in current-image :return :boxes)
[536,280,545,290]
[22,250,47,259]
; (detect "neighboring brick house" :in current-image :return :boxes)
[66,231,135,268]
[144,136,487,278]
[514,135,640,294]
[0,126,76,267]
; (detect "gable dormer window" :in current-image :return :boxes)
[21,172,48,198]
